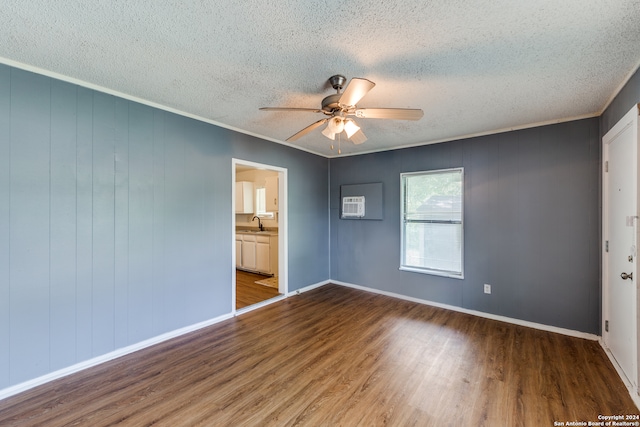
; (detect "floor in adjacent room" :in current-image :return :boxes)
[236,269,281,309]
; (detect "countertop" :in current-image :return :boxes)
[236,229,278,236]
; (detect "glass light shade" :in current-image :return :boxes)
[327,117,344,134]
[321,125,336,140]
[343,119,360,138]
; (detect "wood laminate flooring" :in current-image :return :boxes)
[0,284,637,426]
[236,269,281,309]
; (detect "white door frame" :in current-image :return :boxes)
[602,103,640,398]
[231,158,288,314]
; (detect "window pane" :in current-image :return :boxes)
[256,188,266,214]
[401,168,463,277]
[405,171,462,222]
[403,222,462,273]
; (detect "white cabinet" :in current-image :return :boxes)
[235,235,242,268]
[256,236,271,273]
[235,181,254,214]
[265,176,278,212]
[257,234,278,275]
[241,234,256,270]
[236,232,278,275]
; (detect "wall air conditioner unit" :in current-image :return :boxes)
[342,196,365,218]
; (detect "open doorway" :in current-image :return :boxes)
[232,159,287,313]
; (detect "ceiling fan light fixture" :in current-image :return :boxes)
[321,125,336,140]
[344,119,360,138]
[261,75,423,149]
[327,117,344,134]
[322,116,345,140]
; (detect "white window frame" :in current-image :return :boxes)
[255,187,275,219]
[400,168,464,279]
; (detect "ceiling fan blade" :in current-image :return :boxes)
[350,129,367,145]
[355,108,424,120]
[338,78,375,107]
[260,107,323,113]
[286,118,329,141]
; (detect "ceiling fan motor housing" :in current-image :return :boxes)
[321,94,342,113]
[322,75,348,113]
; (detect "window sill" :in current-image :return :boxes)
[399,266,464,280]
[255,213,275,219]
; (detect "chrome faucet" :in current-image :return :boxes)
[252,215,264,231]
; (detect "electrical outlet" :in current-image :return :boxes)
[484,284,491,294]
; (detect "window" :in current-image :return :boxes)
[401,168,463,278]
[255,188,274,219]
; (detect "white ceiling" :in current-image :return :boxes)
[2,1,640,157]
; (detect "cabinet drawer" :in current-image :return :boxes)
[256,235,270,243]
[242,234,256,242]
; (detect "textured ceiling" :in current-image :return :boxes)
[1,1,640,157]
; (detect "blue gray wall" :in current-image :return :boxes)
[2,58,638,392]
[0,64,329,390]
[330,118,601,334]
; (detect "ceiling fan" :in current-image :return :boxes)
[260,75,423,149]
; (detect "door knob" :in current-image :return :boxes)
[621,272,633,280]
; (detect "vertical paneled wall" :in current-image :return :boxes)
[330,118,601,334]
[0,64,330,390]
[0,66,9,389]
[8,70,53,381]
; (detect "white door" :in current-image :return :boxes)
[603,104,639,391]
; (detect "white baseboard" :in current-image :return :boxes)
[0,278,613,404]
[287,280,331,297]
[235,280,331,316]
[331,280,600,341]
[599,340,640,411]
[1,279,333,400]
[334,279,638,410]
[235,295,287,315]
[0,312,234,401]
